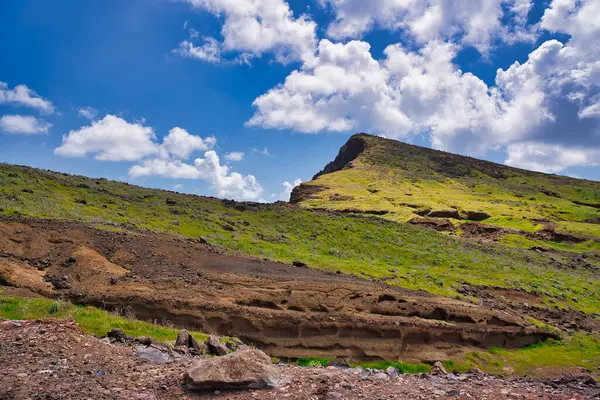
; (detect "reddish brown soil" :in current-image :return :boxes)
[1,319,597,400]
[0,217,565,362]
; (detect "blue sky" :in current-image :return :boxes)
[1,0,599,201]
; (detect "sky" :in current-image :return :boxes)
[1,0,599,202]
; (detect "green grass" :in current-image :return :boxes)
[463,335,600,376]
[1,163,600,315]
[356,360,432,374]
[0,294,207,343]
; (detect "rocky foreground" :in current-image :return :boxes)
[1,319,599,399]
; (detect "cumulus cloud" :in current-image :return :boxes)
[249,0,600,172]
[0,81,55,114]
[158,127,216,159]
[129,151,263,200]
[0,115,52,134]
[77,106,98,120]
[279,178,302,200]
[55,115,158,161]
[224,151,245,161]
[181,0,317,63]
[319,0,535,53]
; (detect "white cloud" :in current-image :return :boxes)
[319,0,535,53]
[182,0,317,63]
[279,178,302,200]
[158,127,216,159]
[55,116,216,163]
[249,0,600,169]
[224,151,245,161]
[77,106,98,120]
[174,184,183,190]
[129,150,263,201]
[0,115,52,134]
[505,142,600,173]
[55,115,158,161]
[175,37,222,63]
[0,81,55,114]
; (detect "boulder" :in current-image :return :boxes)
[386,366,398,377]
[175,329,190,348]
[430,361,448,375]
[185,349,284,391]
[206,335,229,356]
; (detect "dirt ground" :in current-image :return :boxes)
[1,319,598,400]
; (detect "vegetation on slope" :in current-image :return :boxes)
[0,293,207,342]
[0,163,599,314]
[294,134,600,242]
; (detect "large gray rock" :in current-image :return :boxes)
[185,349,284,391]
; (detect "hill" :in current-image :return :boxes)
[292,133,600,254]
[1,146,600,376]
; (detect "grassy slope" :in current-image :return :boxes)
[0,293,207,342]
[0,163,599,314]
[297,134,600,241]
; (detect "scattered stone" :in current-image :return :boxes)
[347,367,363,374]
[445,389,460,397]
[386,366,398,377]
[206,335,228,356]
[74,198,87,205]
[431,361,448,376]
[466,367,485,375]
[64,256,77,266]
[22,188,33,194]
[135,336,153,346]
[371,372,389,381]
[360,370,371,381]
[106,328,131,343]
[185,349,284,391]
[198,236,209,244]
[292,260,308,268]
[44,275,70,290]
[134,346,171,364]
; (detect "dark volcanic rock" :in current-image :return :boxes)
[462,211,491,221]
[428,210,461,219]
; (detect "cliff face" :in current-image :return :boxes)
[311,134,367,180]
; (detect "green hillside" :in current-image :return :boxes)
[1,161,599,315]
[292,134,600,251]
